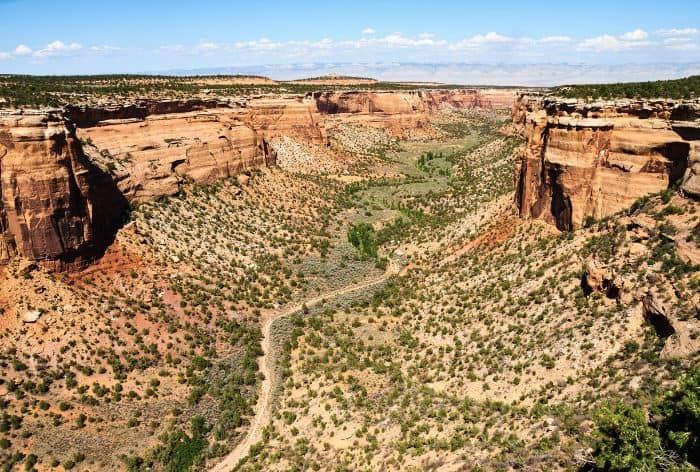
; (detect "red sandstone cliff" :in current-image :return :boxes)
[514,94,700,230]
[0,111,127,269]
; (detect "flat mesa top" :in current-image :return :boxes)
[0,74,536,109]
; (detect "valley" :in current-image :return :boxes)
[0,76,698,471]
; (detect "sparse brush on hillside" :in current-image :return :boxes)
[1,96,698,472]
[554,75,700,99]
[0,74,465,108]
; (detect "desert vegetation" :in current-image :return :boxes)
[554,75,700,99]
[0,74,468,108]
[0,86,698,472]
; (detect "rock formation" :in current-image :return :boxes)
[1,88,507,269]
[78,109,274,203]
[315,89,515,136]
[582,257,623,299]
[642,291,698,359]
[514,95,700,230]
[0,110,126,269]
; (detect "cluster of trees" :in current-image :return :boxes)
[588,366,699,471]
[555,75,700,100]
[416,150,444,173]
[347,222,379,260]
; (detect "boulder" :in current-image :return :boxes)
[584,258,609,293]
[642,292,698,358]
[17,260,38,277]
[21,310,42,323]
[626,215,656,242]
[583,258,623,298]
[236,174,250,187]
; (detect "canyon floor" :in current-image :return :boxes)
[0,103,699,471]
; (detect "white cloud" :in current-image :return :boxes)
[536,36,573,44]
[657,28,698,37]
[150,29,696,60]
[448,32,514,51]
[621,29,648,40]
[6,27,698,70]
[195,42,220,54]
[577,35,622,51]
[577,30,657,52]
[0,52,10,60]
[666,41,698,51]
[468,32,512,44]
[14,44,32,56]
[233,38,283,51]
[33,40,82,57]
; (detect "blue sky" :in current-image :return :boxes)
[1,0,699,78]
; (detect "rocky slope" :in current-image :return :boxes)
[0,88,513,269]
[514,94,700,230]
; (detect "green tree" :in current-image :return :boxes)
[590,402,666,471]
[347,222,378,260]
[657,368,700,467]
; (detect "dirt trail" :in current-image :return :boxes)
[209,260,399,472]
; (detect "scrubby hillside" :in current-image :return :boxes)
[0,98,698,472]
[233,115,700,471]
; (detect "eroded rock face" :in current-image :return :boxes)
[582,257,623,299]
[315,89,514,114]
[315,89,516,137]
[78,109,273,203]
[0,111,120,269]
[0,106,274,268]
[514,95,700,230]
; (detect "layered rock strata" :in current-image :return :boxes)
[315,89,515,136]
[1,88,509,268]
[514,95,700,230]
[0,111,126,268]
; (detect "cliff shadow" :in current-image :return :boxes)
[55,153,130,270]
[548,166,573,231]
[84,158,130,261]
[652,141,690,186]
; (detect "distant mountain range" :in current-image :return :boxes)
[160,62,700,86]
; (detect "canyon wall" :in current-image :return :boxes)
[0,111,127,269]
[314,89,514,114]
[514,94,700,230]
[315,89,515,135]
[1,88,508,268]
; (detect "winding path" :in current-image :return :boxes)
[209,260,399,472]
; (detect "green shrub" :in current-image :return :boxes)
[657,368,700,466]
[347,222,378,260]
[590,402,665,471]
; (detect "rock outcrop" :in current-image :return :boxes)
[78,109,274,203]
[0,111,126,269]
[582,257,623,299]
[642,292,698,358]
[514,95,700,230]
[315,89,515,137]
